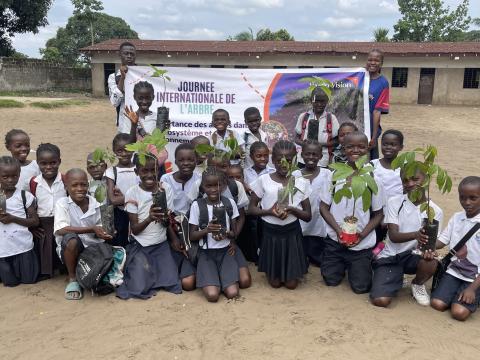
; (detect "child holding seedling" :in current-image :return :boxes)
[249,140,311,289]
[209,109,245,165]
[370,167,442,308]
[116,154,181,299]
[243,141,275,187]
[4,129,40,191]
[189,167,242,302]
[30,143,67,279]
[243,107,268,168]
[319,131,384,294]
[160,143,200,291]
[430,176,480,321]
[105,133,137,247]
[295,87,339,168]
[293,140,330,267]
[0,156,40,287]
[54,168,112,300]
[191,135,210,176]
[332,122,358,164]
[86,152,107,203]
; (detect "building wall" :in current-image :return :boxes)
[90,52,480,105]
[0,57,91,92]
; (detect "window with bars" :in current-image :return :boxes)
[392,68,408,88]
[463,68,480,89]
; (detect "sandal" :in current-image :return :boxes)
[65,281,83,300]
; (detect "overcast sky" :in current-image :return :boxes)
[12,0,480,57]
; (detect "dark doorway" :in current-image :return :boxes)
[104,63,116,95]
[418,68,435,104]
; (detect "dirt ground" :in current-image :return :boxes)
[0,99,479,360]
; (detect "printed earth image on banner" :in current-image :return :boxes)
[125,67,370,162]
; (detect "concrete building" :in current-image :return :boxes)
[82,40,480,105]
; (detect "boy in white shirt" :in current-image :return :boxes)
[209,109,245,165]
[54,168,112,300]
[242,107,268,168]
[370,168,442,307]
[431,176,480,321]
[319,132,384,294]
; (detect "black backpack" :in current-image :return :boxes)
[76,242,115,295]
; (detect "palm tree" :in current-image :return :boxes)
[373,28,390,42]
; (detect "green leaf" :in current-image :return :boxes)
[351,175,366,200]
[332,168,354,182]
[443,175,452,194]
[329,162,352,172]
[333,186,352,204]
[406,151,416,164]
[94,183,106,203]
[437,167,445,189]
[165,76,171,81]
[427,206,436,223]
[391,152,407,170]
[139,153,146,166]
[419,202,428,214]
[361,188,372,212]
[354,155,368,169]
[363,173,378,194]
[195,144,215,155]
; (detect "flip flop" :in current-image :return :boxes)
[65,281,83,300]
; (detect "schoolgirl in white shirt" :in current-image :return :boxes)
[242,107,269,168]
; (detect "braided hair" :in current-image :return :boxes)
[272,139,296,160]
[201,166,227,187]
[36,143,61,159]
[249,141,269,156]
[133,81,154,97]
[0,156,20,171]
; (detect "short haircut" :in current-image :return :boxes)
[301,139,321,152]
[459,176,480,190]
[344,131,368,145]
[0,155,20,171]
[112,133,133,149]
[212,108,229,119]
[228,164,243,172]
[339,122,358,132]
[65,168,87,181]
[119,41,136,51]
[36,143,61,158]
[272,140,296,158]
[174,142,195,158]
[190,135,210,145]
[369,48,384,62]
[5,129,28,147]
[381,129,404,145]
[249,141,269,156]
[133,81,154,97]
[244,107,261,119]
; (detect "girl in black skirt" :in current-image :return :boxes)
[248,140,312,289]
[189,167,242,302]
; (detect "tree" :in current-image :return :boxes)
[392,0,471,42]
[0,0,53,56]
[462,17,480,41]
[228,28,294,41]
[373,28,390,42]
[41,12,138,65]
[72,0,104,46]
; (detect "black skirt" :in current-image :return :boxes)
[196,247,239,290]
[258,220,308,282]
[236,215,260,262]
[116,240,181,299]
[0,249,39,287]
[35,216,61,277]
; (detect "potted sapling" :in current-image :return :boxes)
[391,145,452,253]
[150,65,171,132]
[91,148,116,236]
[329,155,378,246]
[125,128,170,214]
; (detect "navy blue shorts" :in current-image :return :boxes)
[432,273,480,313]
[59,233,85,264]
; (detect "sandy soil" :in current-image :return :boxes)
[0,100,479,360]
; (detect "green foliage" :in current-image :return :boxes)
[39,46,61,62]
[298,76,333,100]
[329,155,378,216]
[393,0,471,42]
[41,12,138,65]
[90,147,116,166]
[125,128,168,166]
[0,99,25,108]
[227,28,294,41]
[194,138,241,162]
[278,156,303,204]
[29,99,90,109]
[93,181,107,203]
[0,0,53,56]
[149,65,171,81]
[72,0,104,16]
[373,28,390,42]
[391,145,452,223]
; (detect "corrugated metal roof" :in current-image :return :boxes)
[81,39,480,56]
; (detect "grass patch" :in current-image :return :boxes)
[0,89,90,97]
[0,99,25,108]
[29,99,90,109]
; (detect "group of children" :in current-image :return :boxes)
[1,98,479,323]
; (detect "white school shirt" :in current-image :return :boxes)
[137,111,157,136]
[371,159,403,202]
[54,195,103,253]
[244,165,275,187]
[320,173,385,251]
[32,173,67,217]
[104,166,138,210]
[439,212,480,282]
[160,172,201,215]
[250,173,311,226]
[242,128,268,168]
[209,130,245,165]
[124,183,174,247]
[17,160,41,192]
[294,111,340,167]
[107,70,130,134]
[0,189,35,258]
[188,179,249,210]
[189,197,239,249]
[379,195,443,259]
[293,168,331,237]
